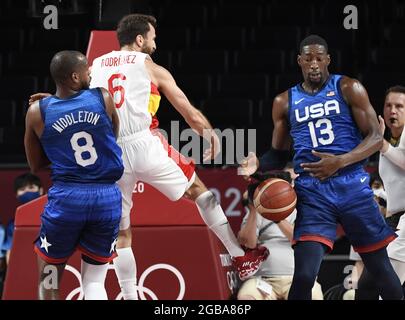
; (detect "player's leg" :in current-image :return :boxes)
[355,265,379,300]
[339,170,403,300]
[288,176,336,299]
[34,184,84,300]
[37,257,65,300]
[358,247,403,300]
[185,176,269,279]
[139,130,244,256]
[142,132,268,279]
[113,149,139,300]
[81,255,109,300]
[185,175,245,258]
[288,241,328,300]
[78,183,122,300]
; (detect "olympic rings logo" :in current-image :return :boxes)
[65,262,186,300]
[226,270,239,293]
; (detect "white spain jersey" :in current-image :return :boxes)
[90,50,161,137]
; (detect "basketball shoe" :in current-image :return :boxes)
[232,245,269,280]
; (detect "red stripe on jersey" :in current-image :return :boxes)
[151,82,160,96]
[150,116,160,129]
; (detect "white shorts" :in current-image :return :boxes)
[117,129,196,230]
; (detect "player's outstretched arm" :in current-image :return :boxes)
[258,92,291,172]
[238,92,291,179]
[338,77,383,166]
[100,87,120,139]
[148,60,220,160]
[24,101,50,173]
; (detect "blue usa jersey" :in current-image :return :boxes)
[288,74,363,174]
[39,88,124,183]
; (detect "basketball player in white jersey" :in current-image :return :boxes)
[88,14,268,299]
[356,86,405,299]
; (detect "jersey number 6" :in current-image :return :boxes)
[108,73,127,108]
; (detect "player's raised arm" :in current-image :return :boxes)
[24,101,50,173]
[100,87,120,139]
[338,77,383,166]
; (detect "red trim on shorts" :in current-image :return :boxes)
[150,128,195,181]
[34,246,69,264]
[76,245,117,263]
[292,235,334,251]
[354,234,397,253]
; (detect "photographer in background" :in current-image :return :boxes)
[236,168,323,300]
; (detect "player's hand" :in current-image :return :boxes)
[29,93,51,106]
[203,130,221,162]
[300,150,344,180]
[378,115,390,153]
[378,115,385,136]
[238,152,259,181]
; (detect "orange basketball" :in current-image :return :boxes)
[253,178,297,222]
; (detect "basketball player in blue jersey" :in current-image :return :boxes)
[240,35,403,300]
[24,51,124,300]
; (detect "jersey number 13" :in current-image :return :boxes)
[308,119,335,148]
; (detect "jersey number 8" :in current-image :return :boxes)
[70,131,98,167]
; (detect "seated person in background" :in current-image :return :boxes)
[370,173,387,217]
[3,173,44,264]
[236,170,323,300]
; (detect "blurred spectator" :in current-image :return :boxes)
[370,173,387,216]
[2,173,43,264]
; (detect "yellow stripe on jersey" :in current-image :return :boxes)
[148,82,161,116]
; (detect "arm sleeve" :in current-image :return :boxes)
[381,135,405,170]
[258,148,290,172]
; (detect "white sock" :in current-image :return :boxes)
[195,191,245,257]
[113,247,138,300]
[81,260,109,300]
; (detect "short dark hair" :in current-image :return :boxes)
[117,14,157,47]
[299,34,328,53]
[385,85,405,99]
[50,50,87,84]
[14,173,42,193]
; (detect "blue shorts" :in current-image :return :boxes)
[293,168,396,253]
[34,182,122,264]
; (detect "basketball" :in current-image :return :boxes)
[253,178,297,222]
